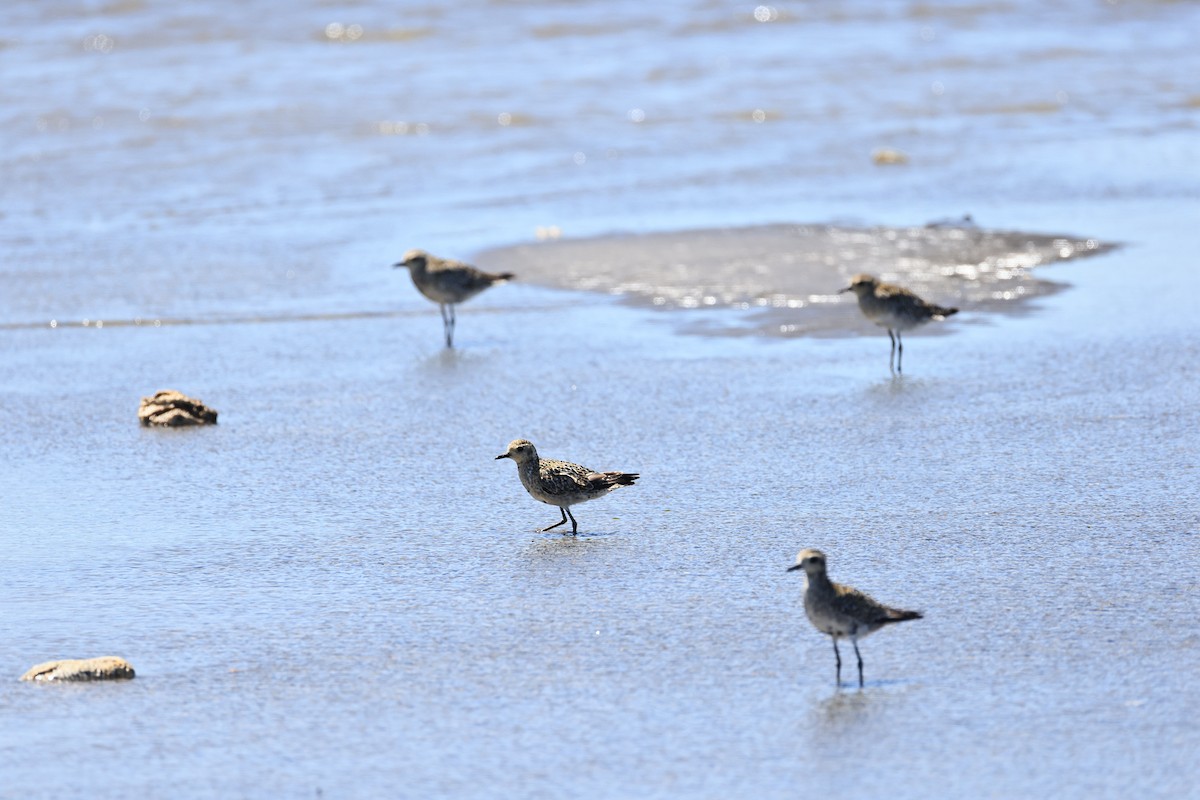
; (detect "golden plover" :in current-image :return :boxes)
[495,439,639,535]
[392,249,514,347]
[788,548,922,688]
[840,274,958,373]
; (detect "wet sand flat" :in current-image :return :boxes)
[2,211,1198,798]
[477,224,1114,337]
[3,0,1200,796]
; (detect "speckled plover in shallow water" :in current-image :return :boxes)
[839,274,958,373]
[392,249,514,347]
[495,439,639,535]
[788,549,922,688]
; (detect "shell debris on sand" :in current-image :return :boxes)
[21,656,136,682]
[138,390,218,427]
[872,147,910,165]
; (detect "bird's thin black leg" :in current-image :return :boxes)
[439,304,453,348]
[539,507,568,532]
[888,329,896,373]
[448,304,457,347]
[853,640,864,688]
[896,331,903,374]
[832,637,842,687]
[566,507,578,535]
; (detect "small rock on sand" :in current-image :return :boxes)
[21,656,136,682]
[138,390,218,426]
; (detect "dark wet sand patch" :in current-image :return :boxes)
[475,223,1116,338]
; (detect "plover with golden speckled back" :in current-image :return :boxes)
[840,274,958,373]
[393,249,514,347]
[495,439,639,535]
[788,549,922,688]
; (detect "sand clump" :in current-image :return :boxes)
[21,657,136,682]
[139,390,218,426]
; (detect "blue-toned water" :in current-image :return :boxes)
[2,1,1199,797]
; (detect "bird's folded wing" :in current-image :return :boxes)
[877,286,930,314]
[539,461,594,494]
[434,256,475,272]
[442,266,498,292]
[830,586,886,620]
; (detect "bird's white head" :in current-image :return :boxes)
[787,548,828,575]
[495,438,538,464]
[393,249,429,270]
[839,274,878,298]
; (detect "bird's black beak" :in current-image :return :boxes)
[392,261,407,268]
[787,564,804,572]
[495,453,509,460]
[837,286,852,294]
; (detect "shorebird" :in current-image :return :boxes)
[495,439,639,535]
[839,274,958,373]
[787,548,922,688]
[392,249,514,347]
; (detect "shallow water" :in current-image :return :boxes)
[3,0,1200,798]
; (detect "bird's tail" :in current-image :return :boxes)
[592,471,639,488]
[931,305,958,319]
[879,608,923,625]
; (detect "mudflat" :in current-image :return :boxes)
[477,223,1113,337]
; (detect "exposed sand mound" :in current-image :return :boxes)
[476,223,1115,337]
